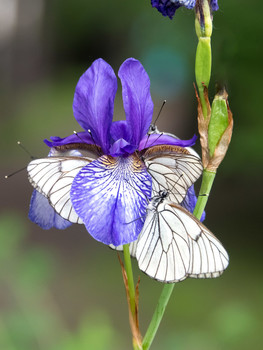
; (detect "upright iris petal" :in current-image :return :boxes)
[73,59,117,153]
[118,58,154,147]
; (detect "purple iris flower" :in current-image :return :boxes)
[151,0,219,20]
[29,58,199,246]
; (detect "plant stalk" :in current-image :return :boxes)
[123,244,136,315]
[141,169,216,349]
[142,284,174,350]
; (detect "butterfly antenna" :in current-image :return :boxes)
[17,141,35,160]
[88,129,103,156]
[145,132,164,149]
[74,130,102,156]
[153,99,166,126]
[170,174,185,196]
[124,214,147,225]
[143,133,151,150]
[120,179,149,225]
[4,166,27,179]
[158,174,187,199]
[143,100,166,150]
[5,141,35,179]
[124,179,150,204]
[73,130,90,145]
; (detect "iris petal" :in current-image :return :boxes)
[210,0,219,11]
[44,132,93,147]
[109,139,137,157]
[110,120,132,142]
[151,0,182,19]
[118,58,153,147]
[139,133,197,150]
[70,154,152,245]
[29,190,72,229]
[73,58,117,153]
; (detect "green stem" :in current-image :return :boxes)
[193,169,216,220]
[142,284,174,350]
[141,169,217,350]
[123,244,136,316]
[133,343,143,350]
[140,4,216,349]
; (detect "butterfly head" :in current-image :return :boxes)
[158,190,168,199]
[148,124,161,135]
[148,190,169,211]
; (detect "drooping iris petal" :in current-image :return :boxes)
[70,154,152,245]
[138,133,197,150]
[73,58,118,153]
[181,185,206,222]
[44,132,94,147]
[29,190,72,229]
[118,58,153,147]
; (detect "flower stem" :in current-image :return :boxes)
[140,3,217,349]
[193,168,216,220]
[142,284,174,350]
[141,169,217,349]
[123,244,136,316]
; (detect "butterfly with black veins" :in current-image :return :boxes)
[27,144,101,225]
[114,190,229,283]
[141,144,202,204]
[27,140,203,225]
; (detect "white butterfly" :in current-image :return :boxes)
[27,143,203,226]
[27,144,100,224]
[141,144,202,203]
[134,190,229,283]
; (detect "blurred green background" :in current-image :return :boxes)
[1,1,262,349]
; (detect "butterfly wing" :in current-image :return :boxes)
[27,153,94,223]
[109,242,137,258]
[141,145,203,204]
[136,200,229,283]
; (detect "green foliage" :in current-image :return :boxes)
[54,312,124,350]
[0,213,125,350]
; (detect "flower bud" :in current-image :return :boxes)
[195,38,211,96]
[195,0,213,117]
[195,0,213,38]
[195,85,233,172]
[208,89,229,157]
